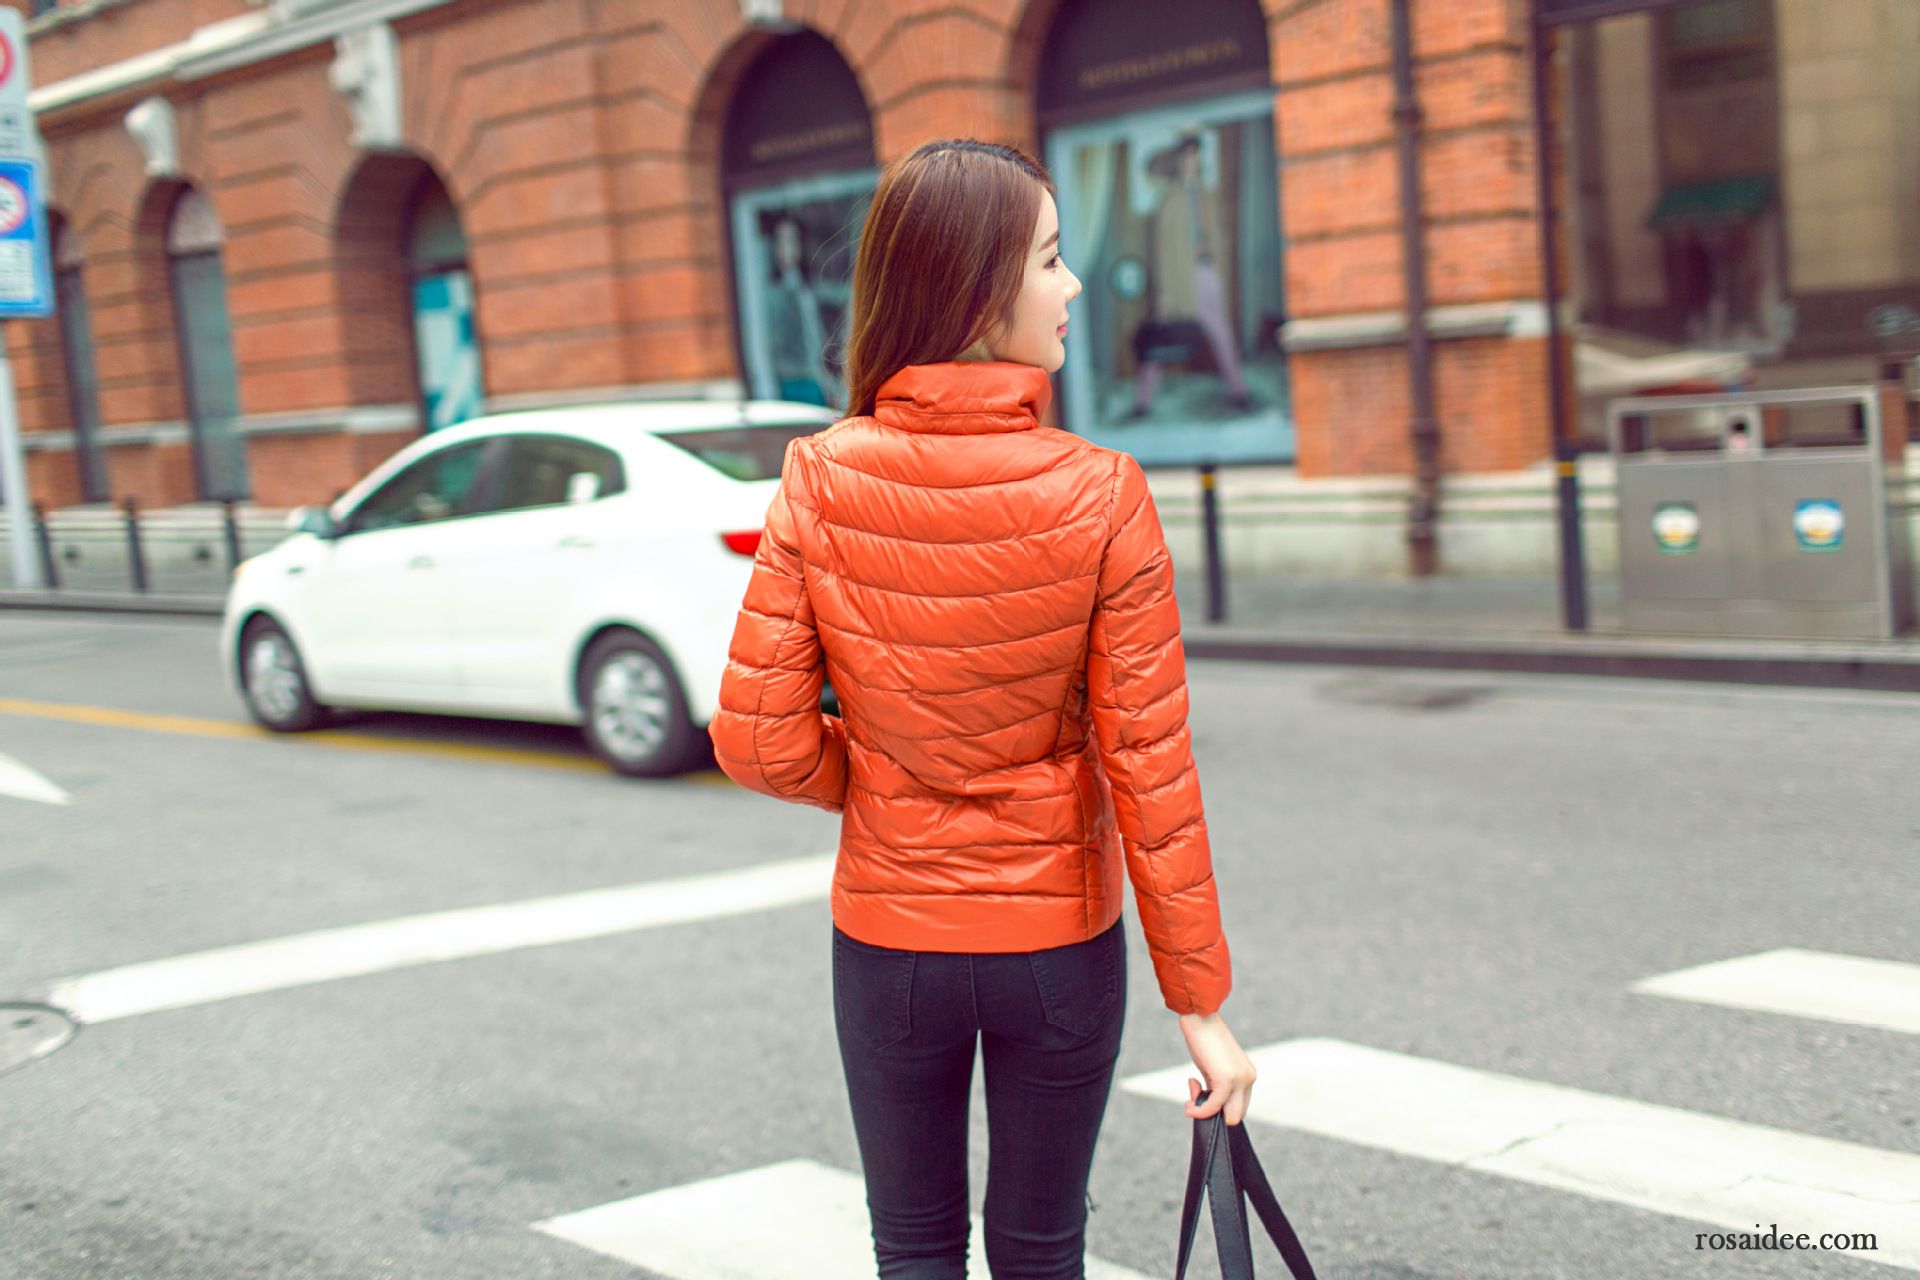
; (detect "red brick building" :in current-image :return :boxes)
[4,0,1567,526]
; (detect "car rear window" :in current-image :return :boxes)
[654,423,826,481]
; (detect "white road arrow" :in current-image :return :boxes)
[0,752,69,806]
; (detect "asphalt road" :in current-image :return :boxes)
[1,610,1914,1279]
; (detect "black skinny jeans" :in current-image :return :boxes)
[831,914,1128,1280]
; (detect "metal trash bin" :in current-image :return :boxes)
[1606,385,1915,640]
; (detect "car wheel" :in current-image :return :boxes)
[579,631,698,777]
[240,616,329,732]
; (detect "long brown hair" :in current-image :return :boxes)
[842,139,1055,417]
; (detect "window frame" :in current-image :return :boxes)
[478,432,629,517]
[651,420,829,483]
[338,437,505,537]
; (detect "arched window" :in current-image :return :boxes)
[406,175,484,431]
[52,217,107,502]
[721,31,875,409]
[166,188,247,499]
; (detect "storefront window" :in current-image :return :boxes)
[407,178,484,432]
[1558,1,1920,441]
[1038,0,1290,464]
[722,32,874,410]
[1048,94,1288,463]
[729,175,866,408]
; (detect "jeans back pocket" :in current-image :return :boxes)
[832,928,916,1051]
[1026,918,1123,1038]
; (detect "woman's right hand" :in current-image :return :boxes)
[1178,1010,1257,1126]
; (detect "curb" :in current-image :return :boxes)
[1184,631,1920,694]
[0,591,225,618]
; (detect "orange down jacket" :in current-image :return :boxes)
[710,360,1231,1017]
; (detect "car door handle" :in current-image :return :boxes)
[557,535,597,549]
[408,555,436,570]
[285,565,306,576]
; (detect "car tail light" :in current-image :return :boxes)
[721,530,762,556]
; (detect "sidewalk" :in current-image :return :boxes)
[5,571,1918,693]
[1172,573,1920,692]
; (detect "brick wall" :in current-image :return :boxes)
[10,0,1557,511]
[1275,0,1549,477]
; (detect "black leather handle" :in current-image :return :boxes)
[1174,1090,1317,1280]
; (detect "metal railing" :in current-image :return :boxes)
[1,500,292,597]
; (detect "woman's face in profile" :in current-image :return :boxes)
[983,191,1083,373]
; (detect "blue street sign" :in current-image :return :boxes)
[0,158,51,318]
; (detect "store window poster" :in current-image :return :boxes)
[731,173,873,410]
[1049,95,1294,465]
[412,270,484,432]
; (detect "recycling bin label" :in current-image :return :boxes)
[1793,499,1845,552]
[1653,502,1701,555]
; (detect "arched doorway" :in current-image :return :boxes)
[406,175,484,431]
[166,187,247,500]
[721,31,876,409]
[51,215,108,502]
[1037,0,1291,463]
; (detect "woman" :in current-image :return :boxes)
[711,138,1256,1280]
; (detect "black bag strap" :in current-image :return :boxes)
[1174,1091,1317,1280]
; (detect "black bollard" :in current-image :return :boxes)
[123,497,148,593]
[222,499,243,574]
[1199,463,1226,624]
[32,501,58,591]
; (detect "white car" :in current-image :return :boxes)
[220,399,838,775]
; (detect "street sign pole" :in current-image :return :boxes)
[0,323,30,589]
[0,7,53,589]
[1529,9,1587,632]
[1527,0,1693,631]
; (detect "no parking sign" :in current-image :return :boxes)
[0,158,50,316]
[0,9,48,319]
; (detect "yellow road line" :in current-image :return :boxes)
[0,695,734,784]
[0,696,262,741]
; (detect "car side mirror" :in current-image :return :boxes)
[566,472,602,504]
[288,505,339,539]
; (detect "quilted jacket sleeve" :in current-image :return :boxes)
[1087,455,1232,1017]
[711,441,848,813]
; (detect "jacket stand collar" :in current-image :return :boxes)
[872,362,1053,434]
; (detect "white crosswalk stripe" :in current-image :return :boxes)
[45,852,834,1022]
[1634,949,1920,1036]
[1122,1038,1917,1269]
[532,1158,1156,1280]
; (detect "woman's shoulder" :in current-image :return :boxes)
[1024,425,1125,468]
[791,416,873,459]
[814,414,875,440]
[1044,433,1144,487]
